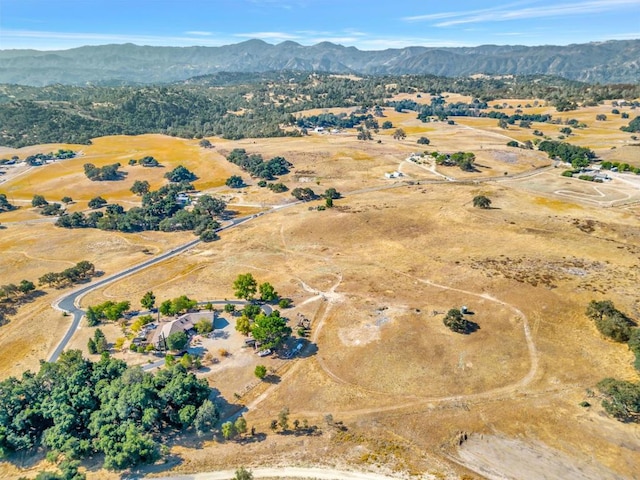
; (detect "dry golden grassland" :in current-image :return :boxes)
[1,100,640,478]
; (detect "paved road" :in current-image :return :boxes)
[48,212,279,362]
[48,158,551,363]
[49,203,291,362]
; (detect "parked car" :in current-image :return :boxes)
[257,349,272,357]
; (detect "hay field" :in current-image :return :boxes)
[1,98,640,478]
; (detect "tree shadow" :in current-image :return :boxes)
[298,341,318,358]
[464,321,480,334]
[211,329,230,340]
[124,453,183,479]
[210,387,246,421]
[263,374,280,384]
[237,432,267,444]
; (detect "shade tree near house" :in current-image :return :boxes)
[537,140,595,168]
[233,273,258,300]
[251,310,292,349]
[194,318,213,335]
[86,300,131,326]
[87,328,108,354]
[166,331,189,351]
[430,151,477,171]
[259,282,278,302]
[159,295,197,316]
[235,316,251,336]
[254,365,267,379]
[140,291,156,310]
[243,303,261,319]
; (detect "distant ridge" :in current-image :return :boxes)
[0,39,638,86]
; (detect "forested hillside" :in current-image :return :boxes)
[1,73,639,148]
[1,39,639,85]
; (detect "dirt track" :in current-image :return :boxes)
[159,466,405,480]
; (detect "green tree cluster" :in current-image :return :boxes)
[38,261,96,288]
[0,351,214,469]
[251,311,292,349]
[159,295,197,316]
[165,165,197,182]
[2,75,640,148]
[83,163,123,181]
[537,140,595,168]
[443,308,473,334]
[86,300,131,326]
[225,175,244,188]
[621,116,640,133]
[226,149,292,180]
[0,193,16,212]
[0,279,36,299]
[291,187,317,201]
[166,331,189,351]
[87,328,108,354]
[586,300,635,343]
[56,183,223,241]
[597,378,640,422]
[431,151,476,171]
[140,291,156,310]
[130,180,150,196]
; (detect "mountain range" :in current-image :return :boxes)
[0,39,638,86]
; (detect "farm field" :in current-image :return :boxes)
[1,99,640,479]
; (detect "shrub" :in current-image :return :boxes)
[443,309,471,334]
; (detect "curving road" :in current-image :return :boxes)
[48,212,275,362]
[48,158,552,363]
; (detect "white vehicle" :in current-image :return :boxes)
[257,348,272,357]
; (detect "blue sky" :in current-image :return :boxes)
[1,0,639,50]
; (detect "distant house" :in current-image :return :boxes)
[313,127,325,133]
[384,171,403,179]
[175,193,190,205]
[151,311,213,350]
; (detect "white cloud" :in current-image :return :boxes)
[185,31,213,36]
[403,2,524,23]
[602,32,640,40]
[404,0,640,27]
